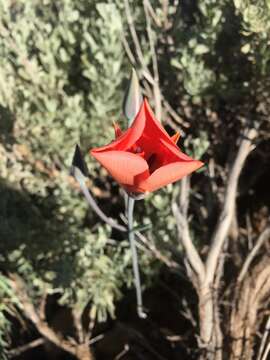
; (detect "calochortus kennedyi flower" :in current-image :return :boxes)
[90,99,203,194]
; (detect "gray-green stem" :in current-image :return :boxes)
[127,196,147,318]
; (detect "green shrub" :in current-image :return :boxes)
[0,0,139,323]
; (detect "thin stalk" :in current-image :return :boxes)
[127,196,147,318]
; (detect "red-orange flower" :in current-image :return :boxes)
[90,99,203,194]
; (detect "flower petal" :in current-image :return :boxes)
[143,99,172,140]
[91,150,149,186]
[91,102,147,154]
[136,100,184,161]
[138,160,204,192]
[159,138,194,161]
[143,100,181,147]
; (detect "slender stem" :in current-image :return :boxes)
[127,196,147,318]
[79,179,126,232]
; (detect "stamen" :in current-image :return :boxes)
[134,146,142,153]
[128,144,145,158]
[131,144,142,153]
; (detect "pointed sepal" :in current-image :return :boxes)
[113,121,123,138]
[171,131,180,144]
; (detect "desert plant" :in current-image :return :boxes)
[0,0,270,359]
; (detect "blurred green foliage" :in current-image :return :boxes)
[0,0,270,354]
[0,273,19,359]
[0,0,133,335]
[234,0,270,33]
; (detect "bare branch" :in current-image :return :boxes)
[161,0,169,28]
[143,0,162,120]
[162,98,190,129]
[114,344,130,360]
[123,0,154,84]
[172,176,205,283]
[9,274,94,359]
[205,129,257,284]
[9,274,78,356]
[38,290,47,321]
[8,338,44,358]
[137,230,180,270]
[87,307,97,342]
[120,31,136,67]
[73,309,85,344]
[119,213,180,270]
[261,342,270,360]
[172,201,205,283]
[80,181,126,232]
[257,316,270,360]
[122,7,189,129]
[238,226,270,283]
[144,0,162,27]
[89,334,104,345]
[230,257,270,359]
[179,176,190,217]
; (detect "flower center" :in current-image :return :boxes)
[128,144,145,157]
[147,153,159,173]
[134,146,142,153]
[128,144,160,173]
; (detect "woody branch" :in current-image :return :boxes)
[199,128,257,349]
[173,128,257,353]
[172,176,205,286]
[205,128,257,284]
[9,273,94,360]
